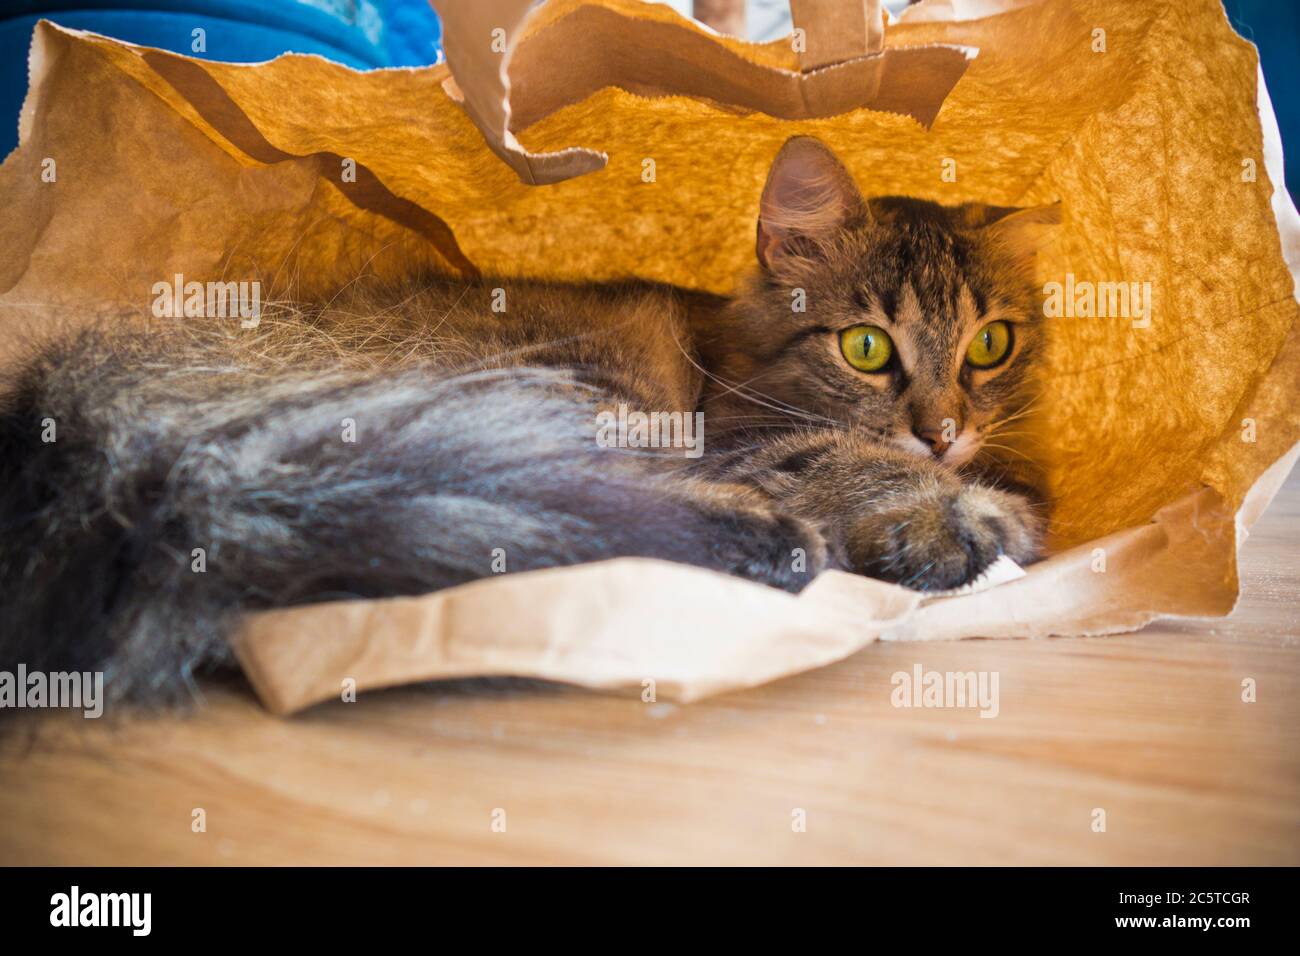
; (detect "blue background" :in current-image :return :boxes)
[1221,0,1298,202]
[0,0,443,159]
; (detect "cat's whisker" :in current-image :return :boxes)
[702,367,831,419]
[709,379,840,425]
[718,388,840,427]
[900,560,936,590]
[982,428,1034,442]
[981,396,1042,432]
[664,330,836,425]
[978,441,1034,464]
[667,327,840,427]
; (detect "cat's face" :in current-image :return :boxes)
[723,137,1058,468]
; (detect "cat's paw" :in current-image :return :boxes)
[722,507,836,593]
[846,481,1043,591]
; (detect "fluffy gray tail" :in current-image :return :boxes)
[0,327,811,706]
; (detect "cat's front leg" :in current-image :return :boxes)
[706,430,1045,591]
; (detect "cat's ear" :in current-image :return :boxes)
[982,202,1062,265]
[757,137,869,272]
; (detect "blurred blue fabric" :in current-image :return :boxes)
[0,0,444,157]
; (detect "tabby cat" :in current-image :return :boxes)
[0,137,1058,703]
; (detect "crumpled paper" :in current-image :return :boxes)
[1,0,1296,714]
[433,0,975,183]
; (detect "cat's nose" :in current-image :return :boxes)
[913,427,952,457]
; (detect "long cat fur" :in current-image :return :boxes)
[0,137,1055,707]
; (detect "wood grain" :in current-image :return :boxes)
[2,474,1297,866]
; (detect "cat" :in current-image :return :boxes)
[0,136,1057,706]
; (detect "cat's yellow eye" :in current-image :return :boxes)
[966,320,1012,369]
[840,325,894,373]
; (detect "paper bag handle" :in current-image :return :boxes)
[789,0,885,71]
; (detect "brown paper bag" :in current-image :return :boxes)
[1,0,1296,714]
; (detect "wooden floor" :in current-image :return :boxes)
[3,475,1298,866]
